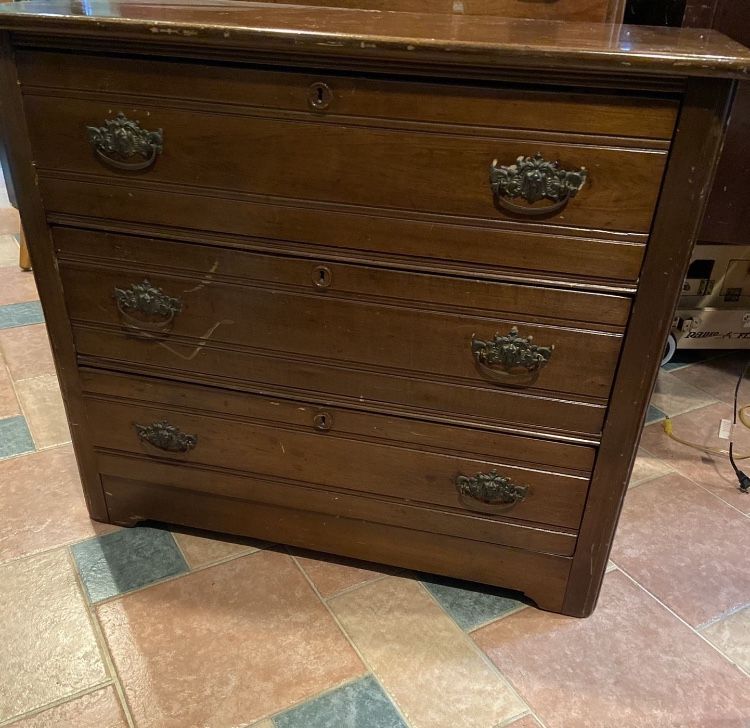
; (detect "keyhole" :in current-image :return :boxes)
[308,82,332,111]
[312,265,333,289]
[313,411,333,432]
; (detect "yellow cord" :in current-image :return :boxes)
[661,415,750,459]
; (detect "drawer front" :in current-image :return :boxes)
[18,51,678,140]
[41,179,648,287]
[27,95,668,233]
[81,370,592,538]
[57,232,625,407]
[100,470,573,608]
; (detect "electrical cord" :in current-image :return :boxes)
[661,359,750,492]
[728,360,750,493]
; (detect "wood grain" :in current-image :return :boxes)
[17,50,677,140]
[1,3,749,79]
[25,95,669,233]
[82,371,592,532]
[101,471,572,611]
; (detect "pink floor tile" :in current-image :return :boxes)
[293,549,395,598]
[0,446,116,564]
[611,472,750,627]
[97,549,364,728]
[671,353,750,405]
[639,401,750,512]
[0,267,37,306]
[0,324,56,381]
[474,570,750,728]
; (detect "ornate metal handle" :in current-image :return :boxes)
[489,153,587,217]
[472,326,554,384]
[135,421,197,453]
[86,112,163,171]
[114,279,182,333]
[455,469,529,506]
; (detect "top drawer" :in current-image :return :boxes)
[19,52,677,235]
[17,51,679,140]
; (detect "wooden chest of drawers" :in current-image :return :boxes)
[1,1,748,616]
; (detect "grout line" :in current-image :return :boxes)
[87,542,271,608]
[288,551,416,728]
[494,712,536,728]
[416,581,547,728]
[696,601,750,631]
[678,469,750,519]
[169,529,191,567]
[466,603,529,634]
[612,563,750,679]
[258,674,365,726]
[64,547,137,728]
[0,680,114,728]
[7,366,39,451]
[320,571,393,601]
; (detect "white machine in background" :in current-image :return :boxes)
[664,244,750,364]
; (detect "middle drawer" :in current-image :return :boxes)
[56,228,629,438]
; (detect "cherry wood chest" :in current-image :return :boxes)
[1,0,748,616]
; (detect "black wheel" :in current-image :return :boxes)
[661,332,677,366]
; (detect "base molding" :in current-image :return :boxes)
[101,474,572,614]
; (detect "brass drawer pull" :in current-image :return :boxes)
[472,326,553,384]
[455,469,529,506]
[114,279,182,332]
[489,153,587,217]
[86,112,163,171]
[135,420,197,453]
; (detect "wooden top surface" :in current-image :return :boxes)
[1,0,749,78]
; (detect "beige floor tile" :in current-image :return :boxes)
[611,472,750,628]
[0,351,20,418]
[330,576,526,728]
[173,529,261,569]
[15,374,70,448]
[6,687,127,728]
[294,549,395,598]
[649,370,718,417]
[0,234,19,267]
[701,607,750,674]
[671,353,750,405]
[0,446,117,565]
[0,324,56,382]
[474,570,750,728]
[639,401,750,513]
[0,267,37,306]
[0,549,107,723]
[628,446,674,487]
[97,549,364,728]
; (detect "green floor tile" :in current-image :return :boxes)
[422,575,524,631]
[0,301,44,329]
[71,526,188,603]
[0,415,35,459]
[274,676,406,728]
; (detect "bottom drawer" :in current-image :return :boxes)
[101,471,572,613]
[81,370,590,555]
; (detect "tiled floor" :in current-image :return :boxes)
[0,195,748,727]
